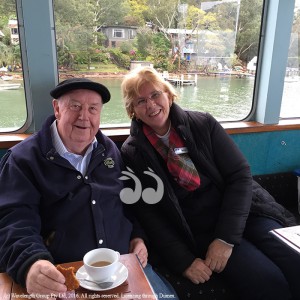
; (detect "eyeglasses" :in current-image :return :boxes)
[133,91,163,108]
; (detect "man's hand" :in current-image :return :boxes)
[129,238,148,268]
[183,258,212,284]
[205,239,233,273]
[26,260,67,297]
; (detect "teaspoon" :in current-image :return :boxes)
[80,278,114,289]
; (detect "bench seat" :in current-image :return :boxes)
[153,172,299,299]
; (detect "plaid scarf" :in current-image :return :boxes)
[143,124,200,191]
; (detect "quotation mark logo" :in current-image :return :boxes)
[119,166,164,204]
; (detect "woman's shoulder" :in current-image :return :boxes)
[182,109,219,131]
[172,103,212,125]
[121,134,136,153]
[185,109,215,122]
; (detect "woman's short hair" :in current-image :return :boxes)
[121,67,177,119]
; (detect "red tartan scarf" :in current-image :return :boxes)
[143,124,200,191]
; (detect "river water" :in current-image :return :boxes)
[0,76,299,130]
[98,76,255,124]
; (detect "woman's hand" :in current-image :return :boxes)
[183,258,212,284]
[26,260,67,297]
[129,238,148,267]
[205,239,233,273]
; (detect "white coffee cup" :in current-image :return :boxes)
[83,248,120,282]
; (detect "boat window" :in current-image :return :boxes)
[280,0,300,119]
[53,0,264,125]
[0,0,26,132]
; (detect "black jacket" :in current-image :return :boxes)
[121,103,296,274]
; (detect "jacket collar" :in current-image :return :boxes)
[169,102,189,127]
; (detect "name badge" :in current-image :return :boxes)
[174,147,188,155]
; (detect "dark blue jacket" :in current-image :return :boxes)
[0,116,133,286]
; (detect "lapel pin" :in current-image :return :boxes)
[104,157,115,168]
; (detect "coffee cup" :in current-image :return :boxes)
[83,248,120,282]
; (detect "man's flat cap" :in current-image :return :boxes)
[50,78,111,103]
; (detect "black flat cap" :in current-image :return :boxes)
[50,78,111,103]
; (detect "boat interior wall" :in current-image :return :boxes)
[231,129,300,175]
[1,129,299,176]
[0,149,6,159]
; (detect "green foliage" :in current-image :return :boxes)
[0,10,19,67]
[54,0,94,28]
[0,0,273,72]
[0,41,15,66]
[92,49,111,64]
[126,0,148,26]
[0,16,9,29]
[208,2,237,31]
[150,33,171,69]
[87,0,130,27]
[108,48,131,69]
[0,0,16,17]
[119,41,135,54]
[186,6,206,30]
[0,26,11,46]
[136,26,153,58]
[146,0,180,29]
[57,45,74,69]
[236,0,263,62]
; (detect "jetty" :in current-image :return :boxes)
[161,71,197,86]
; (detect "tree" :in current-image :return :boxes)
[289,8,300,68]
[186,6,205,30]
[208,2,238,31]
[186,6,219,32]
[0,42,14,67]
[0,0,267,72]
[54,0,94,28]
[54,0,99,68]
[136,26,153,58]
[146,0,180,30]
[0,0,16,17]
[149,32,171,69]
[235,0,263,62]
[89,0,129,29]
[125,0,148,26]
[0,0,20,67]
[140,0,182,68]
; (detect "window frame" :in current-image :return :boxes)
[0,0,297,136]
[112,28,125,39]
[129,29,135,39]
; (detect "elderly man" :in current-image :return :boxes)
[0,78,177,298]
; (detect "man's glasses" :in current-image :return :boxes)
[133,91,163,108]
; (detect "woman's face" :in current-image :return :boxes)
[133,83,172,135]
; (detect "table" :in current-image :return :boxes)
[0,254,157,300]
[270,225,300,255]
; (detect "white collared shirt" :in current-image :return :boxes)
[50,120,97,175]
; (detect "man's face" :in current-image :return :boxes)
[53,89,103,154]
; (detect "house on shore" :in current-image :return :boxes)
[247,56,257,74]
[99,25,137,48]
[8,19,19,45]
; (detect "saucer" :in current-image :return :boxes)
[76,262,128,291]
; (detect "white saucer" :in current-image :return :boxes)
[76,262,128,291]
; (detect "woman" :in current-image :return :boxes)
[120,66,300,300]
